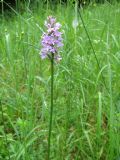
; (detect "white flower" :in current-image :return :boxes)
[72,18,79,29]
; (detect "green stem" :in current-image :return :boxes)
[2,0,4,17]
[47,0,49,11]
[48,54,54,160]
[0,100,11,160]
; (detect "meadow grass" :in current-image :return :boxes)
[0,2,120,160]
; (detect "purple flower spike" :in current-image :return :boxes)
[40,16,63,61]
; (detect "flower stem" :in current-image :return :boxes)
[48,53,54,160]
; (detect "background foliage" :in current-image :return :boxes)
[0,0,120,160]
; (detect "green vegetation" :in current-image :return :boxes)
[0,1,120,159]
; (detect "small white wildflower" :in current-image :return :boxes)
[72,18,79,29]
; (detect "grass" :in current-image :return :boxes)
[0,1,120,159]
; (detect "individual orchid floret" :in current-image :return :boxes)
[40,16,63,61]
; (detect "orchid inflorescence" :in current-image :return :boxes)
[40,16,63,61]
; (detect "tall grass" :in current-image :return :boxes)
[0,1,120,159]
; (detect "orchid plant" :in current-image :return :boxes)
[40,16,63,159]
